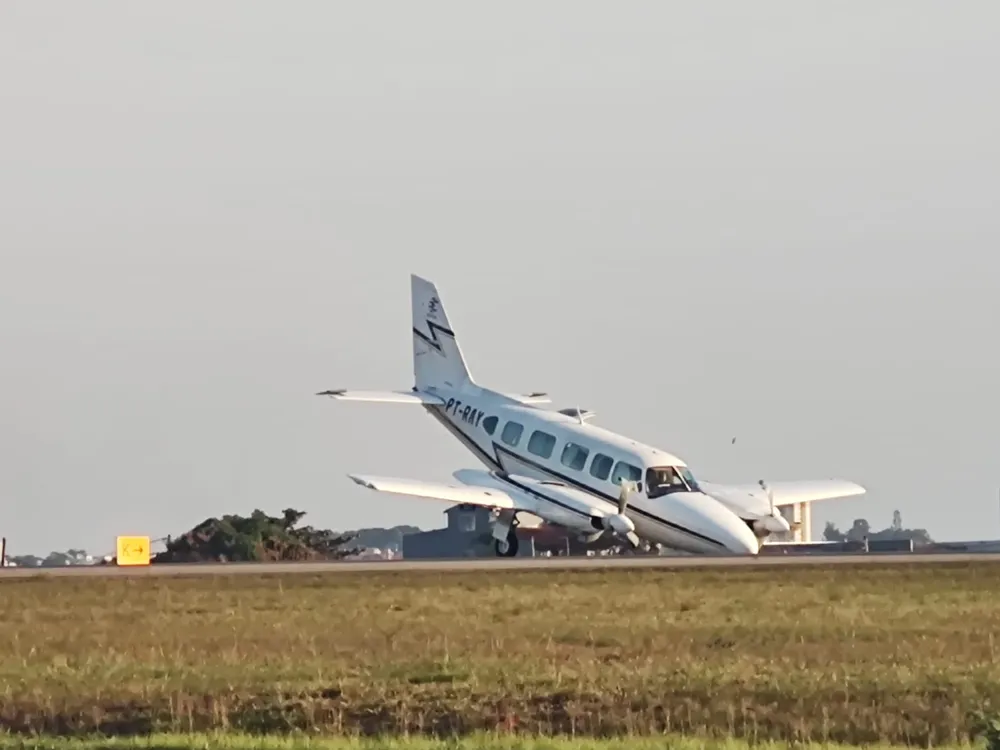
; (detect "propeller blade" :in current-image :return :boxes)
[617,481,630,515]
[625,531,641,548]
[753,479,790,538]
[758,479,776,516]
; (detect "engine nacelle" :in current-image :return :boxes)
[752,513,792,537]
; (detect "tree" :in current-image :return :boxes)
[153,508,359,563]
[5,549,94,567]
[823,521,846,542]
[282,508,307,530]
[847,519,871,541]
[823,513,934,546]
[8,554,43,568]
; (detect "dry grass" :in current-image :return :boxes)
[0,733,981,750]
[1,563,999,745]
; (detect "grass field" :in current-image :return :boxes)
[0,733,985,750]
[1,563,999,746]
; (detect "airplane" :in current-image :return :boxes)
[318,274,866,557]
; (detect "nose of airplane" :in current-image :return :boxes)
[663,492,760,555]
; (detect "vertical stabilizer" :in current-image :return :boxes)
[411,274,474,391]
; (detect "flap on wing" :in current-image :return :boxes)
[317,389,446,405]
[347,474,522,510]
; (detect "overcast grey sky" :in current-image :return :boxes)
[2,2,998,556]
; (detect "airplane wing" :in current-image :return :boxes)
[347,474,525,511]
[700,478,865,516]
[347,469,627,538]
[762,479,865,505]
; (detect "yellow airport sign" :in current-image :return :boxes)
[116,535,151,566]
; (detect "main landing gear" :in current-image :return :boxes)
[492,509,520,557]
[618,541,662,556]
[494,527,519,557]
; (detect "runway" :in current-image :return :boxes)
[3,551,1000,579]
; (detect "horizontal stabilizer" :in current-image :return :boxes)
[505,392,551,404]
[316,389,446,405]
[347,473,519,509]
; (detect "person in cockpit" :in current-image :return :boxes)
[645,466,686,499]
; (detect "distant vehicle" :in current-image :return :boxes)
[319,275,865,557]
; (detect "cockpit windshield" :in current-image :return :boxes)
[678,467,701,492]
[645,465,702,499]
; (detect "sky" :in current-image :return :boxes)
[1,2,999,556]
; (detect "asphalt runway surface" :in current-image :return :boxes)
[2,551,1000,579]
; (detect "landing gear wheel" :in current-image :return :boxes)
[494,528,519,557]
[618,541,650,556]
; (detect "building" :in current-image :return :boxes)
[401,504,538,558]
[768,502,813,543]
[401,504,635,558]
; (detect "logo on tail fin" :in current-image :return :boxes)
[413,318,454,356]
[427,296,440,320]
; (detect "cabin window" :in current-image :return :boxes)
[589,453,613,480]
[527,430,556,459]
[482,416,498,436]
[560,442,590,471]
[611,461,643,491]
[500,421,523,446]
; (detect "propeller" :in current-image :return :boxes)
[617,480,630,515]
[752,479,792,537]
[588,480,641,547]
[610,480,641,547]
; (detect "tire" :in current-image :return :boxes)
[494,528,519,557]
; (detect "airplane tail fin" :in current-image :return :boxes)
[411,274,475,391]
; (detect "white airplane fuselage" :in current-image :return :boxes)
[417,384,762,555]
